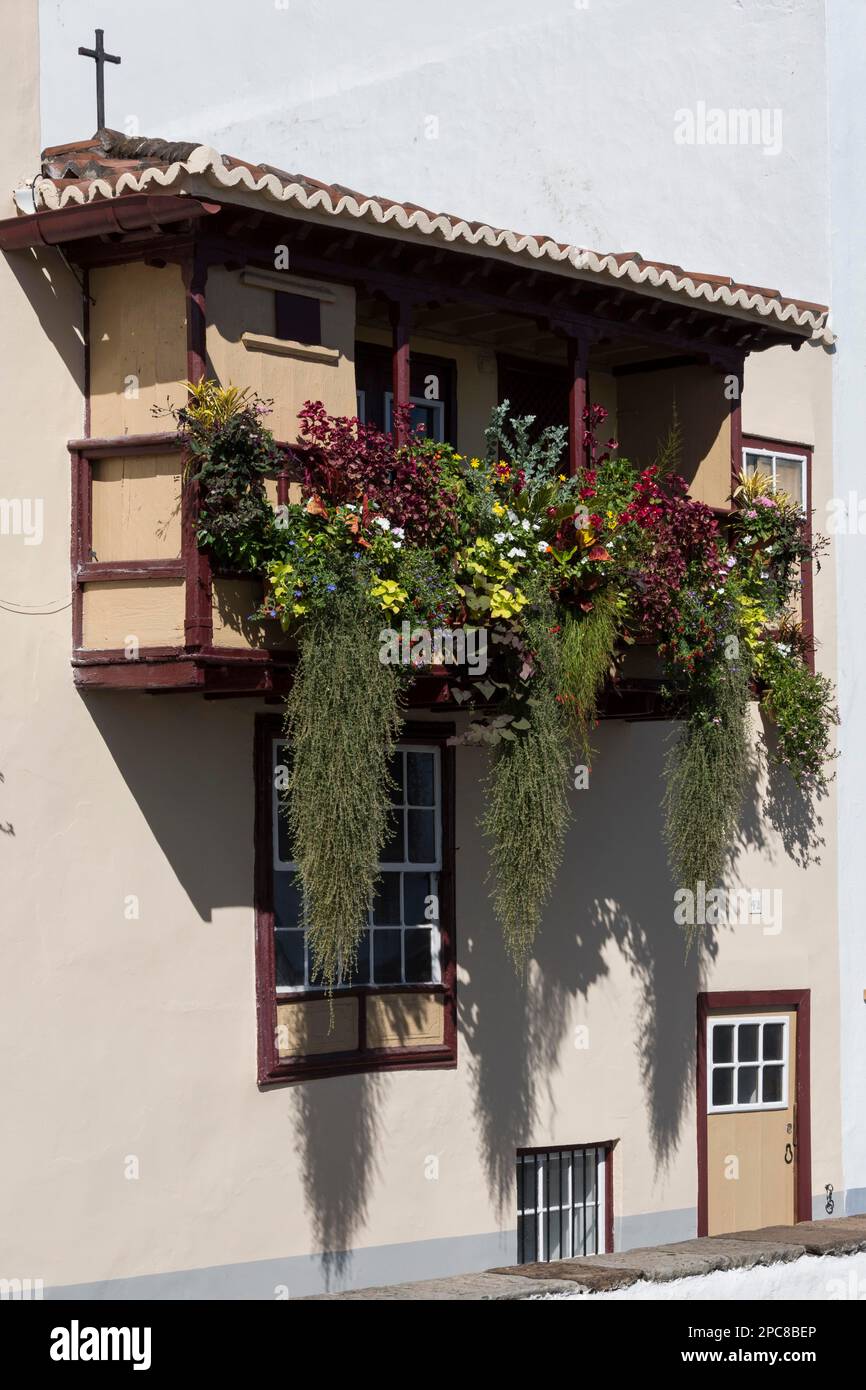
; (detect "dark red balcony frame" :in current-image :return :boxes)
[254,715,458,1086]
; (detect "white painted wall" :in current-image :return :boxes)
[828,0,866,1213]
[39,0,828,303]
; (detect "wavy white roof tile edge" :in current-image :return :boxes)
[33,144,834,345]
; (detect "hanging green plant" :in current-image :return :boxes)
[284,582,408,992]
[559,586,622,766]
[760,633,839,794]
[482,586,572,965]
[663,657,752,906]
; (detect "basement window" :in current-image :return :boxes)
[516,1144,610,1263]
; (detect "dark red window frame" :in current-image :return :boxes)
[254,713,458,1085]
[741,434,815,669]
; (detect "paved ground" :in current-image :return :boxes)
[303,1215,866,1300]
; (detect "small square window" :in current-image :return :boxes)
[275,291,322,345]
[708,1017,789,1113]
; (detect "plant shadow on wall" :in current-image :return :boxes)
[457,727,721,1217]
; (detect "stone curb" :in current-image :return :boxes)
[299,1215,866,1300]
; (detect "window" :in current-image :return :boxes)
[274,291,321,345]
[273,741,443,991]
[516,1145,611,1263]
[354,342,456,444]
[743,446,806,507]
[255,715,457,1083]
[707,1016,789,1113]
[384,392,445,443]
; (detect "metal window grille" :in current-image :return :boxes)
[516,1145,607,1263]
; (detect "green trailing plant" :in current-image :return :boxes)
[760,641,839,793]
[284,583,408,991]
[482,586,572,965]
[175,380,280,572]
[559,586,622,765]
[663,657,752,907]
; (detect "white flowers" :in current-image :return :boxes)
[537,541,549,554]
[521,518,531,532]
[507,546,527,559]
[494,531,507,545]
[373,516,391,531]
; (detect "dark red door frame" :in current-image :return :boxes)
[696,988,812,1236]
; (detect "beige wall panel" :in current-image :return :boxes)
[616,364,731,508]
[89,263,188,436]
[366,993,445,1049]
[276,998,358,1057]
[81,579,185,649]
[211,577,292,650]
[206,267,357,441]
[743,344,818,445]
[91,453,183,561]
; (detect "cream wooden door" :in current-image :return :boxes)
[706,1009,796,1235]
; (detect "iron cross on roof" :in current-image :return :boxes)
[77,29,121,132]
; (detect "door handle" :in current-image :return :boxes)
[784,1142,794,1165]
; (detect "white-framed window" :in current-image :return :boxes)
[516,1145,608,1263]
[272,739,443,992]
[384,391,445,442]
[743,447,806,508]
[707,1016,789,1113]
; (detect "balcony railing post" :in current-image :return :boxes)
[389,295,412,447]
[567,334,589,476]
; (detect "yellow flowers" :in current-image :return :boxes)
[558,474,567,483]
[492,502,507,517]
[490,584,528,619]
[370,576,408,614]
[469,457,482,469]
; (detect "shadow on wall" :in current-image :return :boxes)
[83,691,385,1282]
[458,721,719,1217]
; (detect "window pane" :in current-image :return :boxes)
[774,459,803,506]
[403,872,432,925]
[584,1198,598,1255]
[762,1064,784,1104]
[520,1156,537,1214]
[404,928,433,983]
[745,450,773,478]
[275,797,293,865]
[372,872,401,925]
[407,809,435,862]
[518,1211,536,1264]
[380,809,405,863]
[274,872,303,929]
[275,930,305,988]
[573,1203,587,1257]
[738,1024,759,1063]
[712,1025,734,1063]
[712,1067,734,1107]
[388,750,404,801]
[763,1022,784,1061]
[372,929,402,984]
[344,930,370,987]
[407,751,435,806]
[737,1066,759,1105]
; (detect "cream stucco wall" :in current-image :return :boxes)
[0,3,843,1294]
